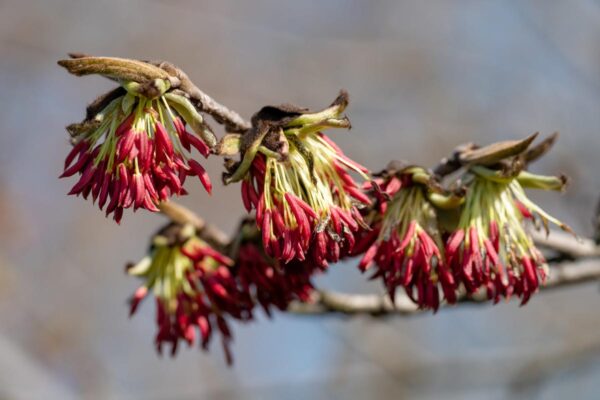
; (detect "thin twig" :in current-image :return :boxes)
[153,62,252,134]
[158,201,205,230]
[287,258,600,316]
[158,201,229,246]
[63,54,252,135]
[531,230,600,258]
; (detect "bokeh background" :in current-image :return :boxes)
[1,1,600,399]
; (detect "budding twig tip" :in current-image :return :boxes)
[331,89,350,108]
[559,174,569,189]
[528,131,540,142]
[68,52,91,59]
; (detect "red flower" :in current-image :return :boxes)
[235,240,316,315]
[445,167,571,304]
[242,141,369,266]
[358,168,456,310]
[128,224,253,364]
[61,86,211,223]
[225,92,370,267]
[242,132,369,267]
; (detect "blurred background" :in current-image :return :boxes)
[1,0,600,398]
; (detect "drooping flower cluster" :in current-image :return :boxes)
[127,224,253,363]
[243,140,369,267]
[128,221,321,362]
[445,167,571,304]
[228,93,371,267]
[354,153,571,309]
[359,167,456,310]
[233,222,317,314]
[61,80,212,223]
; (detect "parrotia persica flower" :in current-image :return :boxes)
[61,79,212,223]
[445,166,571,304]
[127,224,253,364]
[224,92,371,267]
[359,167,456,310]
[233,222,316,314]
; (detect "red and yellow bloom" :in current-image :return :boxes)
[445,167,570,304]
[227,93,370,267]
[128,224,252,363]
[61,81,212,223]
[359,167,456,310]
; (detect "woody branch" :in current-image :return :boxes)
[156,198,600,316]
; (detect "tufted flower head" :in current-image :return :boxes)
[224,91,370,267]
[59,57,213,223]
[127,223,253,364]
[232,221,316,315]
[445,166,571,305]
[358,166,457,310]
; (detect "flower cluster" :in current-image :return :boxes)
[445,167,570,304]
[355,159,570,309]
[127,224,253,363]
[60,58,581,366]
[128,221,321,363]
[359,167,456,310]
[229,93,370,268]
[61,81,212,223]
[233,222,317,314]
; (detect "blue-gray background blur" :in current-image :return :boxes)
[1,1,599,399]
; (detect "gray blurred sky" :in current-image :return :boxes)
[1,1,600,399]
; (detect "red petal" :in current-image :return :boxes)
[186,132,210,158]
[188,159,212,194]
[154,121,174,157]
[63,140,89,170]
